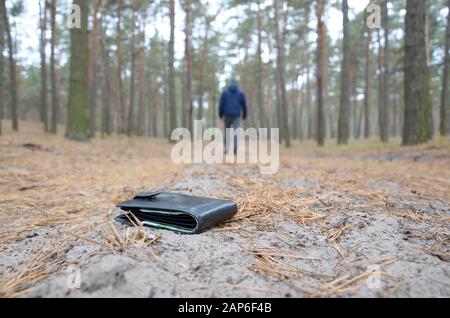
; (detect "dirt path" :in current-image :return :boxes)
[1,128,449,298]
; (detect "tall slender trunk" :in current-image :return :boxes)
[299,82,305,141]
[210,72,217,128]
[364,24,372,139]
[377,29,383,138]
[350,44,357,138]
[198,19,210,123]
[392,92,398,137]
[168,0,177,138]
[440,0,450,136]
[292,79,299,139]
[380,0,390,142]
[87,0,101,136]
[0,0,4,135]
[127,4,137,136]
[99,15,112,136]
[403,0,432,145]
[306,42,313,140]
[150,56,159,137]
[357,102,364,138]
[164,59,169,137]
[50,0,59,134]
[274,0,291,147]
[316,0,326,146]
[39,0,48,132]
[66,0,90,141]
[152,87,159,137]
[2,1,18,131]
[256,2,267,129]
[183,0,192,130]
[137,15,147,137]
[337,0,351,144]
[115,0,125,134]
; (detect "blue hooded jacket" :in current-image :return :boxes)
[219,80,248,120]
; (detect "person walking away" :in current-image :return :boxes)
[219,80,248,154]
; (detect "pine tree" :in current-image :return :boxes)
[440,0,450,136]
[337,0,351,144]
[66,0,90,141]
[403,0,433,145]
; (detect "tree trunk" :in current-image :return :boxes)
[379,0,390,142]
[306,41,313,140]
[364,23,372,139]
[182,0,192,130]
[0,0,4,135]
[2,1,18,131]
[256,2,267,129]
[87,0,101,136]
[198,18,210,123]
[377,29,383,138]
[440,0,450,136]
[99,15,112,136]
[337,0,351,144]
[299,83,305,141]
[274,0,291,147]
[403,0,432,145]
[168,0,177,138]
[137,15,147,137]
[210,72,217,128]
[39,0,48,132]
[50,0,59,134]
[316,0,326,146]
[127,4,137,137]
[115,0,125,134]
[66,0,90,141]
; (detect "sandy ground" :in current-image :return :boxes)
[0,122,449,298]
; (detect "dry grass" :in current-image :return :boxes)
[0,122,182,297]
[0,122,449,297]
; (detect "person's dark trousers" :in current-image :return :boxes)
[224,116,241,155]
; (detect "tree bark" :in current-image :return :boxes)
[127,3,137,136]
[256,2,267,129]
[403,0,432,145]
[337,0,351,144]
[198,15,211,123]
[168,0,177,138]
[182,0,192,129]
[137,14,147,137]
[115,0,125,134]
[274,0,291,147]
[150,48,159,137]
[39,0,48,132]
[50,0,59,134]
[440,0,450,136]
[66,0,90,141]
[0,0,4,135]
[364,22,372,139]
[2,0,18,131]
[99,14,112,136]
[316,0,326,146]
[87,0,101,136]
[379,0,390,142]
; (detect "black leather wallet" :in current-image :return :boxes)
[116,192,238,234]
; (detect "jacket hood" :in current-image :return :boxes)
[228,81,239,93]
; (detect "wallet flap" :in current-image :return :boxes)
[133,191,161,200]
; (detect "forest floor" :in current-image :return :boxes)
[0,121,449,298]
